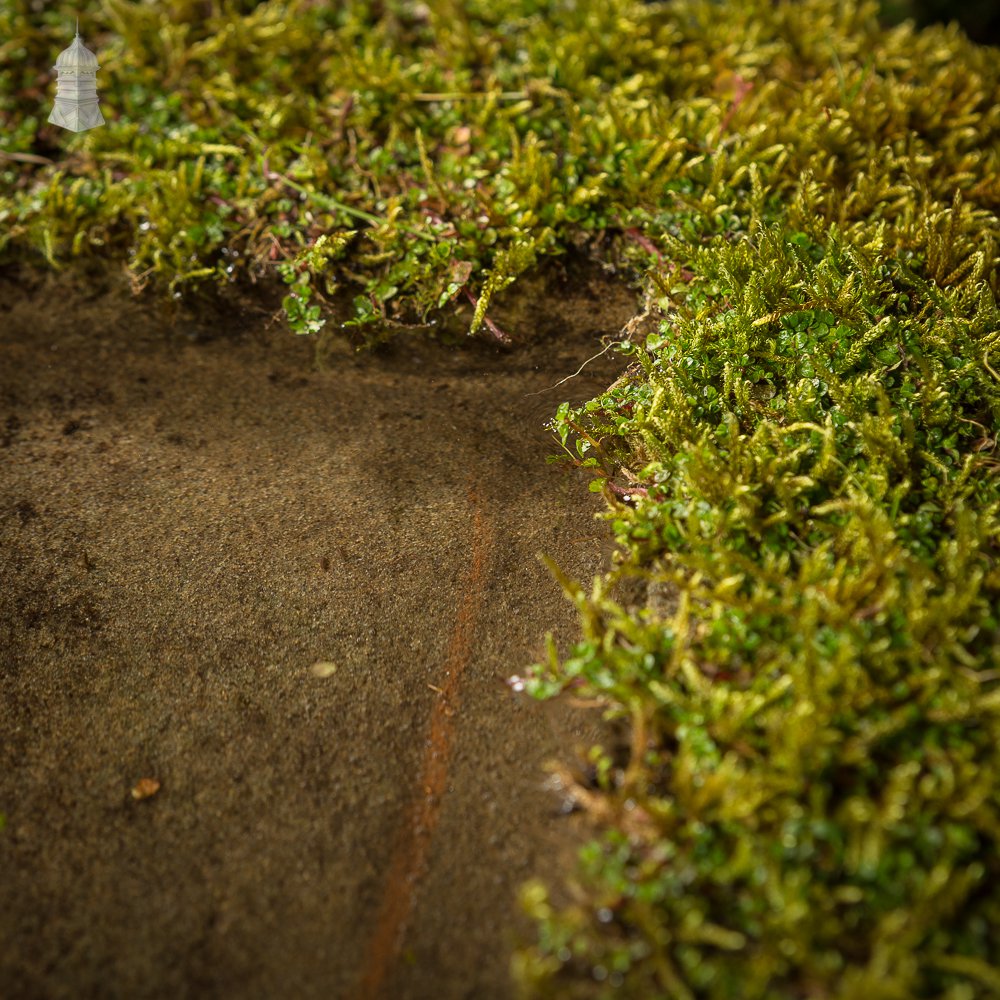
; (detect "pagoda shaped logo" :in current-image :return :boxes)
[49,20,105,132]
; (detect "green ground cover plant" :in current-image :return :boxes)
[2,1,999,996]
[511,7,1000,1000]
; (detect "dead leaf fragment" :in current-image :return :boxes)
[311,661,338,678]
[131,777,161,801]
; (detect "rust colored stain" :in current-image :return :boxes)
[357,485,495,999]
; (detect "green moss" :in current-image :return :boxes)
[508,3,1000,997]
[5,1,992,338]
[523,219,999,996]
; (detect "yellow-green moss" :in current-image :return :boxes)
[512,3,1000,998]
[5,2,994,337]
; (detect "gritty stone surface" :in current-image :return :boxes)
[0,269,637,1000]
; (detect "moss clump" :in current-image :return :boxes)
[511,3,1000,999]
[2,0,691,334]
[5,2,994,340]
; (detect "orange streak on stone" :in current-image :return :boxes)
[357,486,494,1000]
